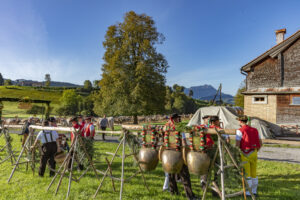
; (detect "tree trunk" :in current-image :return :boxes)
[133,115,138,125]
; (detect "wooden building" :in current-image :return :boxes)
[241,29,300,125]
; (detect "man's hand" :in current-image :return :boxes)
[57,148,61,153]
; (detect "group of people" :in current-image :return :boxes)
[30,115,99,177]
[162,113,262,199]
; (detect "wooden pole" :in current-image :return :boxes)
[105,157,116,192]
[218,138,225,200]
[93,136,125,198]
[67,135,77,198]
[47,140,76,191]
[77,136,99,179]
[202,147,219,200]
[7,128,33,183]
[119,133,126,200]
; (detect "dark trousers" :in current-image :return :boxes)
[101,126,106,140]
[169,164,194,199]
[39,142,57,177]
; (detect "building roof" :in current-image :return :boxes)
[241,30,300,72]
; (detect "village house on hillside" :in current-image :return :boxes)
[241,29,300,125]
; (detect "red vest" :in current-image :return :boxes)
[239,125,261,152]
[84,123,95,137]
[71,123,84,141]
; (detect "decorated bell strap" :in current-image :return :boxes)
[175,131,181,151]
[151,128,156,149]
[164,131,169,148]
[189,130,194,151]
[142,125,147,148]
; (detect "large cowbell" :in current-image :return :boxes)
[138,148,159,172]
[184,150,210,175]
[161,150,184,174]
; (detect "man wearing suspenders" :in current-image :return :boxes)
[31,120,60,177]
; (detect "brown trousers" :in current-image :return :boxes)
[169,164,194,199]
[39,142,57,177]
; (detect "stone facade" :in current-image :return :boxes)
[244,95,277,123]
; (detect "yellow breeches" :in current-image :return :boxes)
[241,150,257,178]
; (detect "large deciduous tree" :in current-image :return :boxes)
[94,11,168,124]
[234,81,246,108]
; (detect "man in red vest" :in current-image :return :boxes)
[236,115,262,197]
[83,116,95,139]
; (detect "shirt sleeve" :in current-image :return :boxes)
[236,130,242,141]
[52,131,59,141]
[90,125,95,132]
[181,132,186,139]
[36,131,43,141]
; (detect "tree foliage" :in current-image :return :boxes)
[83,80,93,91]
[56,90,82,116]
[234,81,246,108]
[0,73,4,86]
[94,11,168,122]
[188,89,193,97]
[93,80,100,89]
[4,79,12,86]
[45,74,51,87]
[164,84,203,114]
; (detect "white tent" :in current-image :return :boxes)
[187,106,275,139]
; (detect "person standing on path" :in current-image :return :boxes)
[236,115,262,197]
[99,115,108,140]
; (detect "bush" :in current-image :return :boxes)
[26,105,46,115]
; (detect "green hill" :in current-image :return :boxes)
[0,86,62,104]
[0,86,63,118]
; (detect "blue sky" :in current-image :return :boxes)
[0,0,299,95]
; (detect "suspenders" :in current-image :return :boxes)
[42,130,54,143]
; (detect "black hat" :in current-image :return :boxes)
[171,113,180,119]
[70,116,77,122]
[49,117,56,122]
[236,115,248,122]
[43,120,49,126]
[210,116,219,122]
[202,115,210,119]
[77,115,83,118]
[85,116,92,120]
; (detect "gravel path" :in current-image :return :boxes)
[258,146,300,164]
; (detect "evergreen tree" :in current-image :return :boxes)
[45,74,51,87]
[83,80,93,92]
[94,11,168,124]
[0,73,4,86]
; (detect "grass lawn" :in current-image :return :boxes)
[1,134,300,200]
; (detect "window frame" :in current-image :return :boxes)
[290,96,300,106]
[252,95,268,104]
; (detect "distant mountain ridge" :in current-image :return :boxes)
[184,84,234,104]
[10,79,81,87]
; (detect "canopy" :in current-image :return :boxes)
[187,106,275,139]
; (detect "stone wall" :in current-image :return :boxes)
[283,38,300,87]
[247,57,281,90]
[244,95,277,123]
[277,94,300,124]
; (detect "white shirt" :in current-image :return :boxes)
[37,130,59,144]
[236,129,261,141]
